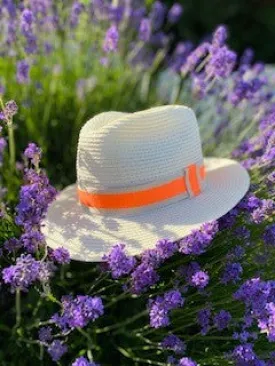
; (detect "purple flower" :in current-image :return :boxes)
[5,19,17,45]
[20,9,35,51]
[240,194,262,212]
[44,41,53,54]
[47,340,67,362]
[212,25,228,47]
[234,226,250,240]
[221,262,243,284]
[38,261,55,283]
[150,1,167,31]
[149,296,170,328]
[21,230,44,253]
[4,100,18,118]
[1,100,18,124]
[167,3,183,24]
[16,60,30,84]
[149,31,168,47]
[38,326,53,342]
[0,137,7,164]
[251,199,274,224]
[72,357,99,366]
[3,238,22,253]
[160,334,186,354]
[167,355,177,365]
[21,9,33,26]
[179,221,218,255]
[139,18,151,42]
[206,45,236,78]
[240,48,254,66]
[218,208,238,229]
[233,331,257,343]
[234,277,271,307]
[214,310,232,330]
[2,254,41,291]
[3,0,17,17]
[0,84,5,95]
[52,295,104,331]
[181,42,210,75]
[179,357,197,366]
[263,224,275,246]
[103,25,119,53]
[108,5,124,24]
[141,239,177,269]
[49,247,71,264]
[149,290,184,328]
[179,261,201,284]
[197,308,212,335]
[141,248,161,268]
[169,41,193,72]
[29,0,51,17]
[155,238,177,260]
[191,270,209,288]
[164,290,184,309]
[264,302,275,341]
[229,71,266,106]
[231,343,258,364]
[130,262,159,294]
[70,1,84,28]
[263,147,275,165]
[192,74,207,99]
[15,169,57,231]
[102,243,136,279]
[267,171,275,184]
[24,142,42,165]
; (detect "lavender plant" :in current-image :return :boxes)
[0,1,274,366]
[0,0,184,186]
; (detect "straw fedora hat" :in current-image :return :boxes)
[42,105,250,262]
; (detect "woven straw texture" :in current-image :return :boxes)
[42,105,250,262]
[77,106,202,194]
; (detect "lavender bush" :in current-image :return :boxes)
[0,1,275,365]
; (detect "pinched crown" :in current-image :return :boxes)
[76,106,203,193]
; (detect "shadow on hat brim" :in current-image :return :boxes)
[42,157,250,262]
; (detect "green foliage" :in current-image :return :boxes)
[0,216,20,244]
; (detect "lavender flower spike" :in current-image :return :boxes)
[179,357,197,366]
[72,357,99,366]
[103,24,119,53]
[103,243,136,279]
[47,340,68,362]
[139,18,151,42]
[168,3,183,24]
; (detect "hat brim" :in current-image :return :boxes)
[42,157,250,262]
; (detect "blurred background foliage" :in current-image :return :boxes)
[161,0,275,63]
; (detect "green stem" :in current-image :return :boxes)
[77,328,94,360]
[117,347,167,366]
[105,292,132,309]
[173,76,185,104]
[96,309,148,334]
[7,123,15,171]
[15,288,21,327]
[46,292,62,306]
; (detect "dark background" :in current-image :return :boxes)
[164,0,275,63]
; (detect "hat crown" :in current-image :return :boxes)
[77,106,203,192]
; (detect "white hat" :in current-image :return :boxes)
[42,105,250,262]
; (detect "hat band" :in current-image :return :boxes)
[77,164,205,210]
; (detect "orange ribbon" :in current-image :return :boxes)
[78,164,205,209]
